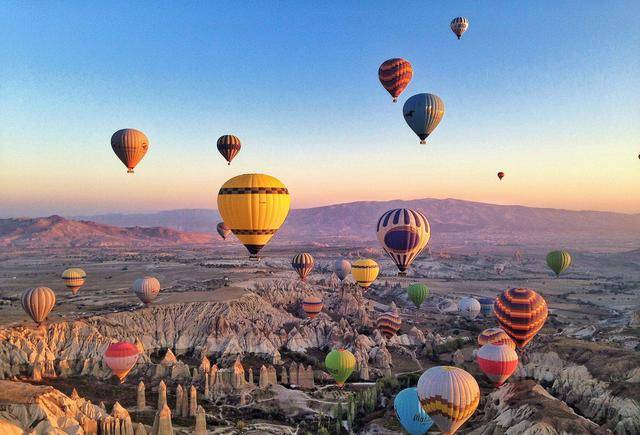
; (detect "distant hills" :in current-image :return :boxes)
[0,215,215,248]
[73,198,640,252]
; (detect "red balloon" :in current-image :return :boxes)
[477,343,518,386]
[104,341,139,383]
[497,171,505,180]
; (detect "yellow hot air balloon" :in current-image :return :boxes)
[351,259,379,290]
[61,268,86,295]
[217,174,290,259]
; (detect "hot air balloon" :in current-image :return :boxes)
[407,283,429,308]
[292,253,314,281]
[378,58,413,103]
[377,208,431,275]
[417,366,479,434]
[61,268,86,295]
[302,296,323,319]
[497,171,505,180]
[216,222,231,240]
[217,134,241,165]
[111,128,149,173]
[394,387,433,435]
[478,327,516,349]
[450,17,469,39]
[104,341,139,383]
[458,297,481,320]
[333,259,351,282]
[377,310,401,339]
[351,259,379,291]
[325,348,356,388]
[546,250,571,276]
[478,297,495,316]
[403,93,445,144]
[494,263,505,276]
[477,343,519,387]
[133,276,161,305]
[217,174,290,259]
[494,288,548,347]
[21,286,56,325]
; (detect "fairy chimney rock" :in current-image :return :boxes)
[189,385,197,417]
[194,405,207,435]
[152,404,173,435]
[137,381,146,411]
[199,355,211,373]
[175,384,184,414]
[157,380,167,410]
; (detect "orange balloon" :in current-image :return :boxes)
[111,129,149,173]
[378,58,413,102]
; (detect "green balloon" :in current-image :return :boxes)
[407,283,429,308]
[324,348,356,388]
[546,250,571,276]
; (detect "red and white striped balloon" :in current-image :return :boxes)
[476,343,519,386]
[104,341,139,383]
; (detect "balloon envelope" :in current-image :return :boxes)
[325,348,356,388]
[494,288,548,347]
[377,208,430,275]
[458,297,481,320]
[62,268,86,295]
[377,311,401,339]
[21,286,56,324]
[479,297,495,316]
[217,174,290,259]
[217,134,241,165]
[478,328,516,349]
[333,259,351,281]
[292,253,314,281]
[497,171,505,180]
[546,250,571,276]
[302,296,323,318]
[450,17,469,39]
[417,366,479,434]
[407,283,429,308]
[133,276,161,305]
[477,343,519,386]
[378,58,413,102]
[394,387,433,435]
[111,128,149,173]
[403,93,445,144]
[104,341,139,383]
[351,259,379,290]
[216,222,231,240]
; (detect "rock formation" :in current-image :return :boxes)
[135,422,148,435]
[151,404,173,435]
[137,381,146,411]
[189,385,197,417]
[157,380,167,410]
[199,355,211,373]
[175,384,184,415]
[101,401,135,435]
[194,405,207,435]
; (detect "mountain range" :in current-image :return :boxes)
[3,198,639,251]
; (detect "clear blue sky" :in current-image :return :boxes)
[1,1,639,216]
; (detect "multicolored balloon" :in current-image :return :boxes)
[394,387,433,435]
[217,174,291,259]
[376,208,431,275]
[62,268,86,295]
[477,343,519,387]
[458,297,481,320]
[478,297,495,316]
[292,253,314,281]
[104,341,139,383]
[378,58,413,103]
[325,348,356,388]
[21,286,56,325]
[333,259,351,282]
[417,366,479,434]
[377,310,401,339]
[407,283,429,308]
[133,276,161,305]
[478,328,516,349]
[497,171,505,180]
[351,259,379,290]
[302,296,323,319]
[450,17,469,39]
[218,174,291,259]
[111,128,149,173]
[546,250,571,276]
[494,288,548,348]
[403,93,445,144]
[217,134,241,165]
[216,222,231,240]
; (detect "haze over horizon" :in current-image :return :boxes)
[2,1,639,216]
